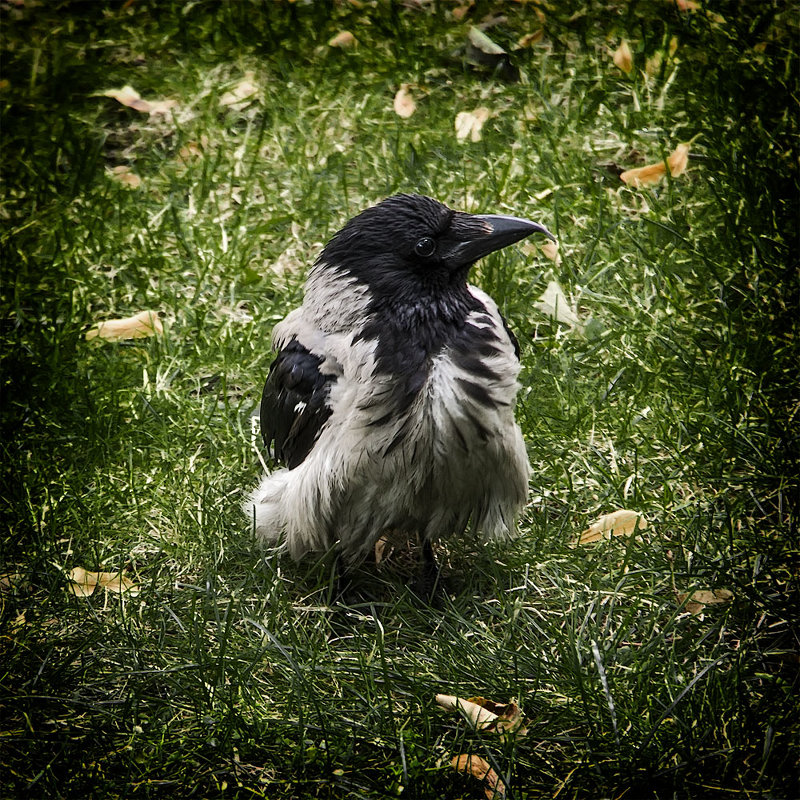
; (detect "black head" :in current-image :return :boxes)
[318,194,554,294]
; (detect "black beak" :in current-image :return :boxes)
[448,213,556,269]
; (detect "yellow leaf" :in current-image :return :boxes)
[178,137,207,163]
[68,567,139,597]
[108,165,142,188]
[328,30,357,48]
[613,40,633,74]
[467,696,529,739]
[518,30,544,48]
[666,142,690,177]
[219,73,259,109]
[436,694,528,740]
[620,142,691,187]
[451,755,506,799]
[393,84,417,118]
[645,51,664,76]
[579,509,648,544]
[85,310,163,342]
[540,240,561,265]
[535,281,582,329]
[452,2,474,21]
[374,534,390,564]
[103,85,147,110]
[454,107,491,142]
[0,572,27,592]
[676,588,733,615]
[102,85,175,115]
[436,694,498,730]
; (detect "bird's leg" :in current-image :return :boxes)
[415,538,442,602]
[331,552,354,605]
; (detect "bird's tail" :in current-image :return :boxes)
[244,467,332,560]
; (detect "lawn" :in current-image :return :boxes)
[1,1,798,798]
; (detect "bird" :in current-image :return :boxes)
[245,193,554,593]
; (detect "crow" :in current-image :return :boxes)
[246,194,554,593]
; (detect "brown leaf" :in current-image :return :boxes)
[102,85,176,116]
[645,51,664,76]
[219,73,259,109]
[436,694,499,730]
[451,755,506,799]
[108,165,142,188]
[535,281,582,330]
[328,30,357,48]
[613,40,633,74]
[436,694,528,740]
[540,240,561,265]
[455,107,490,142]
[393,84,417,118]
[178,137,208,163]
[0,572,28,593]
[517,30,544,48]
[85,310,163,342]
[579,510,648,544]
[452,2,474,21]
[374,534,391,564]
[467,697,528,739]
[219,70,260,111]
[620,143,691,187]
[676,588,733,615]
[68,567,139,597]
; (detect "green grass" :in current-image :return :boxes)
[1,1,798,798]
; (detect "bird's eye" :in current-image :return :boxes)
[414,237,437,258]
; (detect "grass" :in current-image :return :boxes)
[1,0,798,797]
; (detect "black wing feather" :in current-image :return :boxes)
[260,339,334,469]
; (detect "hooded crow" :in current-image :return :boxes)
[246,194,554,584]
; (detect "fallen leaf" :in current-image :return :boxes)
[178,137,208,162]
[534,281,582,329]
[219,72,259,109]
[85,310,163,342]
[620,143,691,187]
[0,572,27,592]
[436,694,528,740]
[465,26,519,81]
[328,30,357,48]
[452,1,474,21]
[517,30,544,48]
[540,240,561,265]
[579,509,648,544]
[436,694,498,730]
[68,567,139,597]
[666,142,690,176]
[676,588,733,615]
[102,85,176,116]
[393,84,416,118]
[455,107,490,142]
[645,51,664,76]
[668,0,725,23]
[613,40,633,74]
[374,535,391,564]
[451,755,506,799]
[108,165,142,188]
[467,25,506,57]
[467,696,528,739]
